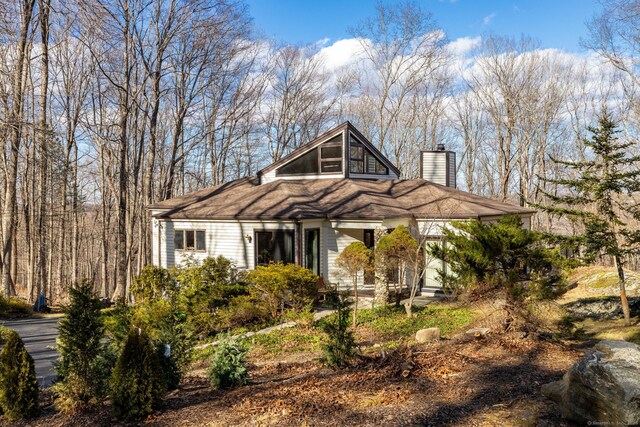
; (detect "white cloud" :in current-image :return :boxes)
[483,12,496,26]
[316,38,368,71]
[447,36,482,57]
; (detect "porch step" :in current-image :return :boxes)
[420,286,446,298]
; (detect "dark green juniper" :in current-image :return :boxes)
[536,112,640,325]
[0,329,39,421]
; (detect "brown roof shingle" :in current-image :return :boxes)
[149,178,535,220]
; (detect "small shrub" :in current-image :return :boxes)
[0,295,32,318]
[218,294,271,330]
[245,263,318,319]
[133,296,194,391]
[173,256,248,336]
[282,303,315,329]
[0,330,39,421]
[319,293,356,369]
[54,280,108,412]
[110,329,166,421]
[207,336,249,389]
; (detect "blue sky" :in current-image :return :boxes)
[245,0,601,52]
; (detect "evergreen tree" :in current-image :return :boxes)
[431,214,560,304]
[319,293,357,369]
[537,113,640,325]
[0,330,39,421]
[54,280,108,411]
[110,329,166,421]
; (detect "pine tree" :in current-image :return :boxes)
[431,214,558,304]
[319,293,357,369]
[54,280,108,411]
[110,329,166,421]
[0,330,39,421]
[537,113,640,325]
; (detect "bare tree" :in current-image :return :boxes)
[1,0,36,295]
[350,0,449,166]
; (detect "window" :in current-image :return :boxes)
[175,230,206,251]
[304,228,320,275]
[276,148,319,175]
[350,145,364,173]
[275,134,344,176]
[363,229,375,284]
[349,137,389,175]
[319,140,342,174]
[255,230,295,266]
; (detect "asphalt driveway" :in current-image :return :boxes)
[1,316,60,387]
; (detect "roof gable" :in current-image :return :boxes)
[257,122,401,183]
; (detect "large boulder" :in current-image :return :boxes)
[415,328,440,343]
[542,340,640,425]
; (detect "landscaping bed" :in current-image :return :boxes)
[20,331,580,427]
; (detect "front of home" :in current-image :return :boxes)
[149,122,534,295]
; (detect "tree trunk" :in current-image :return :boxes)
[352,273,358,328]
[614,255,631,326]
[2,0,35,295]
[37,0,51,301]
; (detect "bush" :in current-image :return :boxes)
[53,280,109,412]
[319,293,356,369]
[131,265,177,303]
[218,294,271,330]
[207,336,249,389]
[0,330,38,421]
[245,263,318,319]
[173,256,248,336]
[110,329,166,421]
[431,214,564,304]
[0,295,32,317]
[132,295,194,391]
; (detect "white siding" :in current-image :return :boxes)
[421,151,456,188]
[325,225,368,291]
[157,219,295,269]
[421,152,448,186]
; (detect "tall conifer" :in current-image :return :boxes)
[537,113,640,325]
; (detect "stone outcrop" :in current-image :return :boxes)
[415,328,440,343]
[542,340,640,425]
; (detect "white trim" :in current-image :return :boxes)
[330,220,383,229]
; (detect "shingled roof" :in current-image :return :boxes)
[149,178,535,220]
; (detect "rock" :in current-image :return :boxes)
[563,296,640,320]
[542,340,640,425]
[465,327,491,338]
[415,327,440,343]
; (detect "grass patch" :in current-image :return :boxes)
[575,317,640,344]
[191,304,476,363]
[248,326,323,358]
[352,304,476,339]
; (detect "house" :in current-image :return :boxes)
[148,122,535,295]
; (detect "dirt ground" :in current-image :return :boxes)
[20,333,581,427]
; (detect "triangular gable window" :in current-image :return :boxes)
[349,134,388,175]
[276,133,343,176]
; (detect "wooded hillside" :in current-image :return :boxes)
[0,0,638,302]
